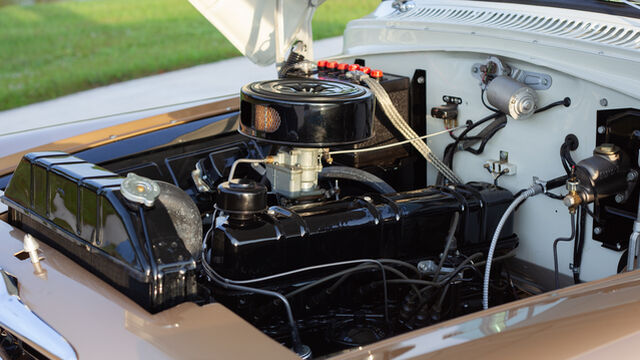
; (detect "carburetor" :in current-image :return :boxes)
[239,78,374,199]
[266,147,324,198]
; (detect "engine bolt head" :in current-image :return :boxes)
[600,98,608,107]
[597,126,606,134]
[594,227,603,235]
[615,193,625,203]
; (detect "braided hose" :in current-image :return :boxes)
[361,76,462,184]
[482,184,543,309]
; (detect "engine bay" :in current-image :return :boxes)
[2,49,640,358]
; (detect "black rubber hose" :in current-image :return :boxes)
[546,174,569,191]
[560,134,579,174]
[553,213,576,289]
[319,166,396,194]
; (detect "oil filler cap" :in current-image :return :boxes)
[216,179,267,217]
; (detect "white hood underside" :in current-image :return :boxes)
[189,0,325,66]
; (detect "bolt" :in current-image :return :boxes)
[628,171,637,182]
[615,193,625,203]
[617,243,622,250]
[594,227,603,235]
[363,196,373,202]
[472,67,478,73]
[23,234,41,265]
[600,98,608,107]
[542,79,548,85]
[597,126,606,134]
[499,151,509,162]
[417,76,425,84]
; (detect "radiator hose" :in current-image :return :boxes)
[482,183,543,309]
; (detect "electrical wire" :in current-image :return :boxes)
[328,125,468,156]
[201,256,305,353]
[583,204,600,223]
[211,258,385,285]
[560,142,577,175]
[286,263,422,302]
[480,88,500,112]
[409,252,484,290]
[553,213,577,289]
[471,248,518,268]
[432,212,460,280]
[573,204,587,283]
[439,97,571,185]
[378,259,422,278]
[437,112,503,185]
[535,97,571,113]
[202,250,391,321]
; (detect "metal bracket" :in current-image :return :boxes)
[442,95,462,105]
[471,56,552,90]
[484,151,517,183]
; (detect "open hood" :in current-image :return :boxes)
[189,0,326,66]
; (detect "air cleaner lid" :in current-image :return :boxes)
[240,79,374,148]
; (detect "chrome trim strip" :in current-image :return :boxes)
[0,267,77,360]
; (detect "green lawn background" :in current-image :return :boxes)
[0,0,379,111]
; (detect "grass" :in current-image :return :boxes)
[0,0,379,111]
